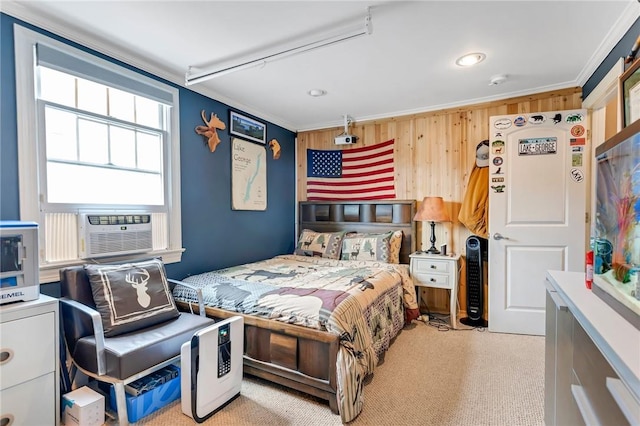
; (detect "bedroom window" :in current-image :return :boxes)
[14,25,183,282]
[39,67,166,206]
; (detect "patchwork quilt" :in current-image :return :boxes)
[172,254,419,422]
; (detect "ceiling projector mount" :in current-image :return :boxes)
[335,114,357,145]
[186,7,373,85]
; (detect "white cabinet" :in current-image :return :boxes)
[410,253,461,328]
[545,271,640,426]
[0,295,59,425]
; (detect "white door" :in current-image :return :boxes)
[488,110,587,335]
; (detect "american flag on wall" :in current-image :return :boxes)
[306,139,395,200]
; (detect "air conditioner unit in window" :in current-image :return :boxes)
[79,213,153,259]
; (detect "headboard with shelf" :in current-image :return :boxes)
[298,200,416,264]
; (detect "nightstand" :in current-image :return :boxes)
[409,252,461,329]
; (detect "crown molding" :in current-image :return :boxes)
[297,81,580,132]
[575,0,640,86]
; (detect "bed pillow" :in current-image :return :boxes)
[388,230,404,264]
[340,231,394,262]
[85,258,180,337]
[294,229,345,259]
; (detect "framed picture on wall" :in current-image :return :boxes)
[229,111,266,145]
[620,58,640,128]
[231,138,267,211]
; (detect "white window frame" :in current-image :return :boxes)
[14,25,183,283]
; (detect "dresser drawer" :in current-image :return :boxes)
[411,258,451,274]
[572,318,628,425]
[0,311,56,390]
[0,372,55,425]
[413,272,451,289]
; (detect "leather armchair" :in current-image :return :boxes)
[59,264,214,425]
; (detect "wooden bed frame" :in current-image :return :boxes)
[178,200,416,414]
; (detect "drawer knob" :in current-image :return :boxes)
[430,278,436,282]
[430,265,436,269]
[1,414,15,426]
[0,349,14,365]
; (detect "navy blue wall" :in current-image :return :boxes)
[0,13,297,286]
[583,17,640,99]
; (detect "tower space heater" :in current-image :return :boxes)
[461,236,488,327]
[181,316,244,423]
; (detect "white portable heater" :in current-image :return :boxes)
[181,316,244,422]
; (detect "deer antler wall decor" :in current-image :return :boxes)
[195,110,226,152]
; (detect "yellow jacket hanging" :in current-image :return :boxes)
[458,164,489,238]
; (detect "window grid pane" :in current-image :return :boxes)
[77,78,107,116]
[135,96,161,128]
[137,131,162,172]
[44,107,78,161]
[108,87,135,122]
[78,118,109,164]
[109,126,136,168]
[42,103,165,206]
[39,67,76,107]
[46,162,164,205]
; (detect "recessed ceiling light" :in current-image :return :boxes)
[455,52,486,67]
[308,89,327,97]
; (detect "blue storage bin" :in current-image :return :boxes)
[109,371,181,423]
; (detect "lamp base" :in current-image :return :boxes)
[427,221,440,255]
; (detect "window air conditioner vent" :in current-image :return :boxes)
[79,213,153,259]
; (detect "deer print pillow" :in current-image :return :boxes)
[294,229,345,259]
[85,259,180,337]
[340,231,394,263]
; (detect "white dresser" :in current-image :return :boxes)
[0,295,60,426]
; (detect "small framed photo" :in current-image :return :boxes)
[620,58,640,128]
[229,110,266,145]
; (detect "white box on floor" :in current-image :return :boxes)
[62,386,105,426]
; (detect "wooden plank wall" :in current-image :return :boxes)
[297,87,583,317]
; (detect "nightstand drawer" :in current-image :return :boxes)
[412,258,451,274]
[413,272,451,289]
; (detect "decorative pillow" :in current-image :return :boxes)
[294,229,345,259]
[340,231,394,262]
[85,258,180,337]
[388,230,404,264]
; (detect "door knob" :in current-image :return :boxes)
[493,233,508,240]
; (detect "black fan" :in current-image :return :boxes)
[461,235,488,327]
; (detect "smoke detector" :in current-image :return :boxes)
[489,74,508,86]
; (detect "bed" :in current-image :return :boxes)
[172,200,419,422]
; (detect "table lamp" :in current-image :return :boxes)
[414,196,451,254]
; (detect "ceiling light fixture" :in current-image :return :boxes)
[455,52,486,67]
[308,89,327,97]
[185,8,372,85]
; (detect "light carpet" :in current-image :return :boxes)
[125,318,545,425]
